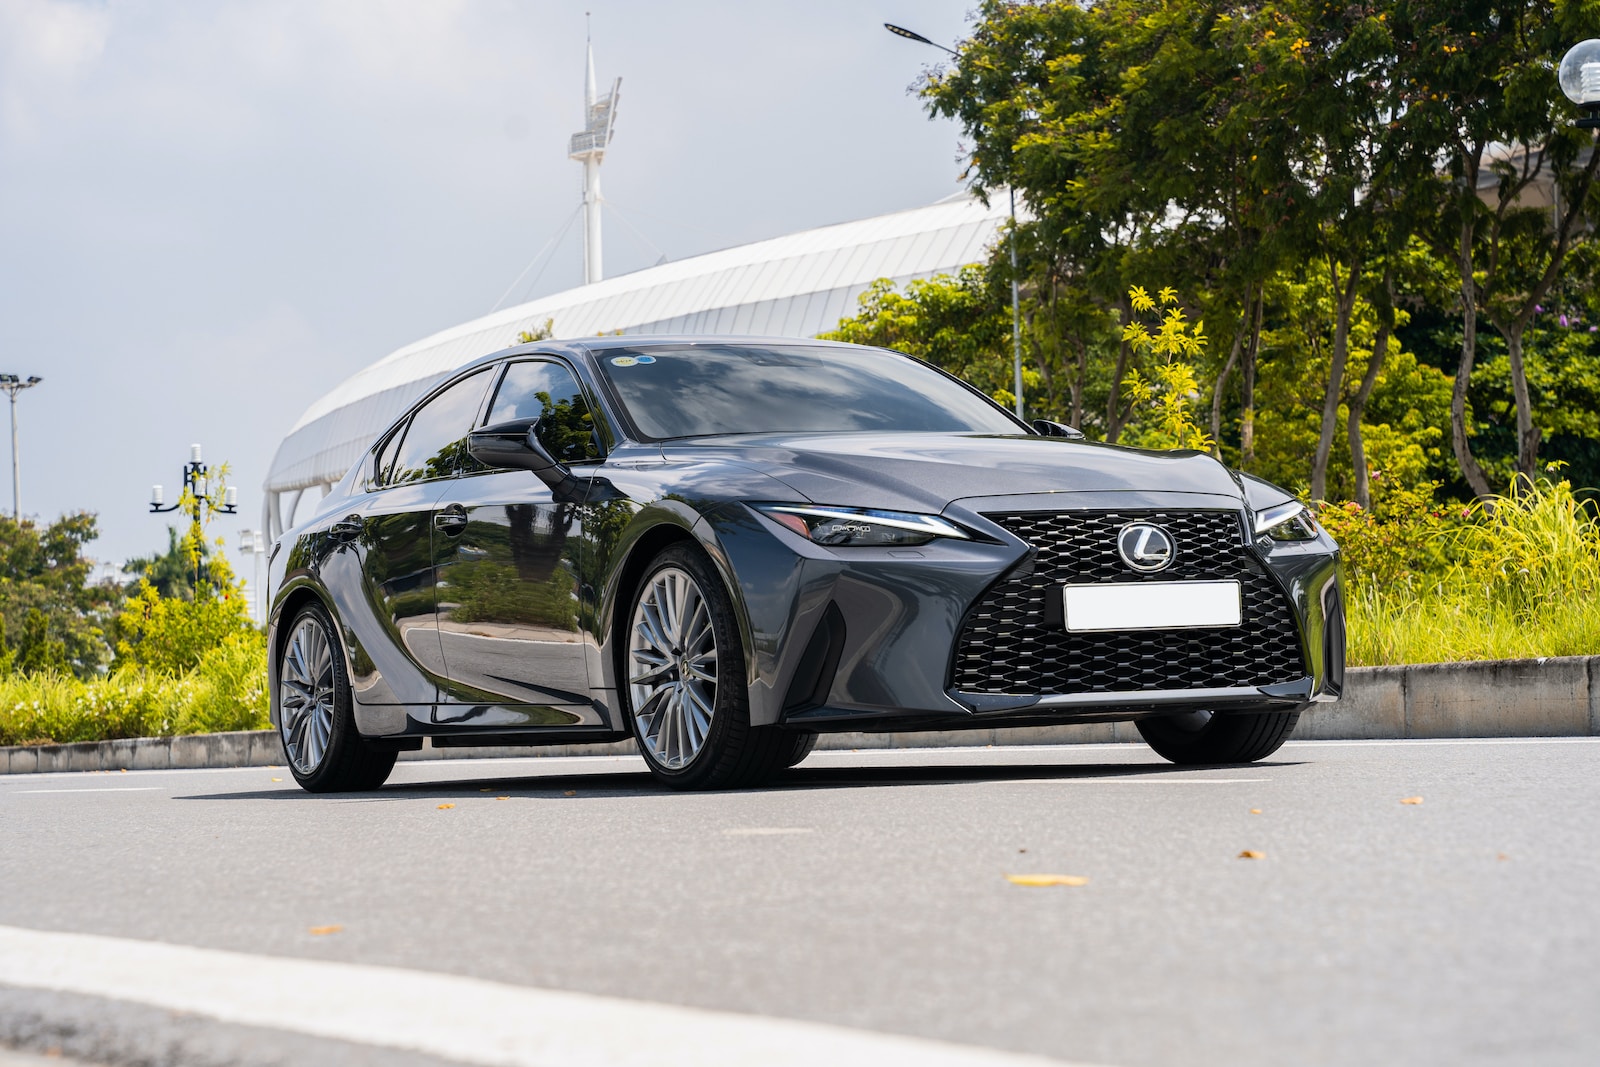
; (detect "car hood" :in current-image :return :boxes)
[660,432,1244,512]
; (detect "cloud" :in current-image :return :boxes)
[0,0,112,137]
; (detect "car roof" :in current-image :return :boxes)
[449,335,886,377]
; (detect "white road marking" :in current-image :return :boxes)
[1283,737,1600,747]
[0,924,1097,1067]
[11,787,161,794]
[994,777,1269,785]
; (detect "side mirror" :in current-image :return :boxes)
[467,418,585,501]
[1032,419,1086,440]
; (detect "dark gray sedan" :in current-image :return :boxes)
[267,337,1343,791]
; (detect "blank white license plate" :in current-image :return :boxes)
[1062,580,1242,632]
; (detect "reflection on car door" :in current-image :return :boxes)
[325,369,495,705]
[431,359,602,727]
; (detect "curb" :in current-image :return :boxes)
[4,656,1598,775]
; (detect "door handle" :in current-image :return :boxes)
[331,515,363,542]
[434,505,468,536]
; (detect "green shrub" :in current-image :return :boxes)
[115,578,256,675]
[175,633,270,734]
[0,634,269,747]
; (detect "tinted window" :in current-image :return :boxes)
[389,369,492,485]
[593,344,1022,439]
[488,360,600,463]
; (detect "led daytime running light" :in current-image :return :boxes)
[1252,501,1310,535]
[755,505,971,545]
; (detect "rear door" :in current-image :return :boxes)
[431,358,605,727]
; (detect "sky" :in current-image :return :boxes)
[0,0,979,581]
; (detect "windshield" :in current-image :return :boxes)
[592,344,1023,440]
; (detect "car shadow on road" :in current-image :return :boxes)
[171,757,1305,803]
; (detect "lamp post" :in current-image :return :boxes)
[884,23,1025,421]
[1559,39,1600,128]
[149,443,238,594]
[149,443,238,523]
[0,374,42,520]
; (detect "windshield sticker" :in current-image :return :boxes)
[611,356,639,367]
[634,354,656,364]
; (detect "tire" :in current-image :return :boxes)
[622,544,794,790]
[278,602,397,793]
[1136,708,1302,765]
[781,732,819,769]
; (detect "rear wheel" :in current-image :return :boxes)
[278,603,396,792]
[623,544,794,790]
[1136,708,1301,765]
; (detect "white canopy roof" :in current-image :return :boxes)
[264,190,1008,528]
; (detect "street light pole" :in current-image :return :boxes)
[885,23,1026,420]
[1009,187,1024,419]
[0,374,43,520]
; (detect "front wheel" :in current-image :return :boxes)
[1136,708,1301,765]
[623,544,795,790]
[278,603,396,792]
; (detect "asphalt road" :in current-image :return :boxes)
[3,738,1597,1067]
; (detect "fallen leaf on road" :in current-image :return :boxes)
[1238,850,1265,860]
[563,790,577,797]
[1249,808,1262,814]
[497,796,510,800]
[271,778,282,782]
[1400,796,1424,805]
[1497,853,1509,861]
[308,925,342,936]
[437,803,455,810]
[1006,873,1089,887]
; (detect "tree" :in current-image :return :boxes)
[122,526,210,601]
[516,318,555,345]
[921,0,1155,436]
[1398,0,1600,495]
[0,513,119,677]
[821,269,1016,403]
[900,0,1600,502]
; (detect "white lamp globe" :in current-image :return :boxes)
[1558,39,1600,105]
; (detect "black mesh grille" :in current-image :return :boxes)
[952,510,1306,695]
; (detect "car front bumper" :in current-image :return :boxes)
[708,491,1343,732]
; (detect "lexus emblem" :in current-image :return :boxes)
[1117,523,1175,572]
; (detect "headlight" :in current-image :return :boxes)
[754,505,971,547]
[1253,501,1319,542]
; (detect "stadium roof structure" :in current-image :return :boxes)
[263,190,1010,537]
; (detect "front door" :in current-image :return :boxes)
[432,358,602,727]
[333,368,497,704]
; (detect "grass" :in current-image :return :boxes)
[1347,579,1600,666]
[1343,476,1600,667]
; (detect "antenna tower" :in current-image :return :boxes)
[568,18,621,285]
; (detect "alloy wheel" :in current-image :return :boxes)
[628,565,718,770]
[280,615,337,775]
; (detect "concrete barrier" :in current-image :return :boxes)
[4,656,1598,774]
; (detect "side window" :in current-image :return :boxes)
[369,425,404,489]
[486,360,601,463]
[389,369,493,485]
